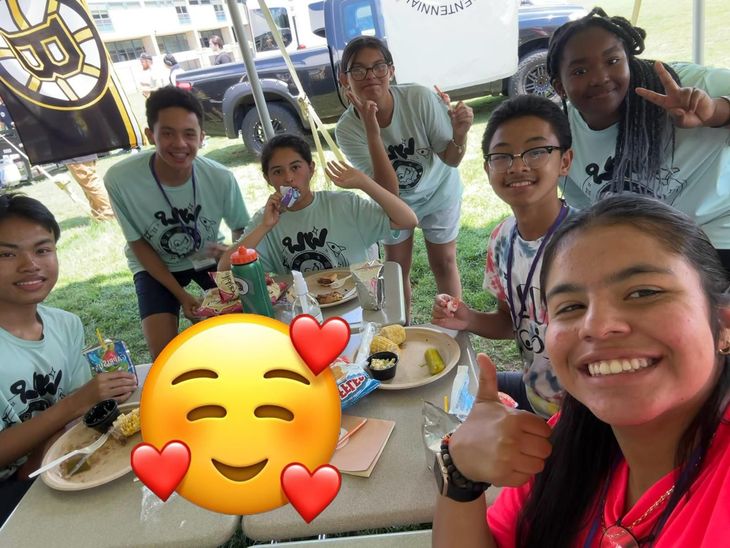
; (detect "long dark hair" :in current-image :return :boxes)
[547,8,679,197]
[516,195,730,547]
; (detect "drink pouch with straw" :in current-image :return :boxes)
[83,329,138,383]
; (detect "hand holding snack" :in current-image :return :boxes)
[448,354,552,487]
[432,294,469,331]
[179,291,203,321]
[263,192,283,226]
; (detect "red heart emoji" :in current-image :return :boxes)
[290,315,350,375]
[281,463,341,523]
[131,441,190,501]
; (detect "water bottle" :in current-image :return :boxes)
[290,270,323,324]
[230,246,275,318]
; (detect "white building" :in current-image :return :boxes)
[88,0,325,94]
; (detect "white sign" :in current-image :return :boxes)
[380,0,519,92]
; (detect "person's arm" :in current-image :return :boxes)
[636,62,730,128]
[342,91,400,195]
[324,161,416,229]
[433,295,514,339]
[433,495,494,548]
[218,196,280,271]
[433,86,473,167]
[0,372,137,471]
[128,239,200,320]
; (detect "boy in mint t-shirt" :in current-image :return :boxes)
[0,194,137,526]
[433,95,575,418]
[219,134,417,274]
[104,87,250,359]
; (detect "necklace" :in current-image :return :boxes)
[600,485,675,547]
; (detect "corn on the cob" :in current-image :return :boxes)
[112,407,141,438]
[378,324,406,346]
[370,335,400,355]
[425,348,445,375]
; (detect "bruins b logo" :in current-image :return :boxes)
[0,0,109,110]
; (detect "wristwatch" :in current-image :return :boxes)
[433,433,490,502]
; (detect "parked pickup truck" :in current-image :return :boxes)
[177,0,586,154]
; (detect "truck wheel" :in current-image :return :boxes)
[507,49,558,101]
[240,103,303,155]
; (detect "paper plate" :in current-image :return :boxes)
[377,327,460,390]
[40,402,140,491]
[303,268,357,309]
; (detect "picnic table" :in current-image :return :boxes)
[0,367,240,548]
[242,328,490,544]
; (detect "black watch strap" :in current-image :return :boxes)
[434,434,490,502]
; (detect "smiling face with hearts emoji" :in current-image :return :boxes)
[137,314,342,515]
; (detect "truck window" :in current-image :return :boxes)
[250,7,293,51]
[342,0,377,41]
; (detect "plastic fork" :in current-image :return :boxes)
[29,431,111,479]
[328,274,353,289]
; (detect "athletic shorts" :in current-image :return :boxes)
[133,266,217,320]
[383,199,461,245]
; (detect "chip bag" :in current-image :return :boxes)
[330,357,380,410]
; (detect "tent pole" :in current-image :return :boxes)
[692,0,705,65]
[226,0,276,140]
[631,0,642,25]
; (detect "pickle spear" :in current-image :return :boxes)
[425,348,445,375]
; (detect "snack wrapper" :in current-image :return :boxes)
[329,357,380,410]
[280,186,301,209]
[351,260,384,311]
[209,270,237,303]
[195,270,243,317]
[264,273,288,305]
[421,401,461,470]
[84,338,137,383]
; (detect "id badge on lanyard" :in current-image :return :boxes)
[150,156,213,271]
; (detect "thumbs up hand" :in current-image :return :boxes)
[447,354,554,487]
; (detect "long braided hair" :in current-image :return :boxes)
[546,8,679,197]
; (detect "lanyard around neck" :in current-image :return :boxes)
[505,202,568,332]
[148,155,200,244]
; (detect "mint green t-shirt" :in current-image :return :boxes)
[563,62,730,248]
[0,305,92,479]
[336,83,463,220]
[245,191,393,274]
[104,151,250,274]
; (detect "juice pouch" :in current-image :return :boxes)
[84,339,138,384]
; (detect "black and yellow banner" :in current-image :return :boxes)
[0,0,142,164]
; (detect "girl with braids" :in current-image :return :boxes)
[545,8,730,274]
[432,195,730,547]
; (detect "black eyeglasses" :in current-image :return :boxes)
[346,62,391,81]
[484,145,564,172]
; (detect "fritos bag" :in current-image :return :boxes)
[329,357,379,410]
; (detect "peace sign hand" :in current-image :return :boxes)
[636,61,716,128]
[345,89,379,134]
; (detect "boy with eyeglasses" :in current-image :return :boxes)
[432,95,575,418]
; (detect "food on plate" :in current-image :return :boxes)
[317,272,339,286]
[370,335,400,355]
[378,324,406,346]
[370,357,396,370]
[110,407,141,441]
[316,290,344,304]
[425,348,446,376]
[61,455,92,476]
